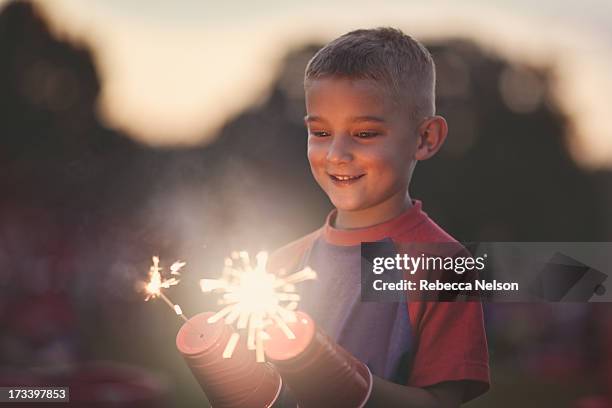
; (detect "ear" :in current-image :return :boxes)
[414,115,448,161]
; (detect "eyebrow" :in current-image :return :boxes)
[304,115,386,124]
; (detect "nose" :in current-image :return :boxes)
[326,134,353,164]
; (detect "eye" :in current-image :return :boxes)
[355,131,380,139]
[309,130,330,137]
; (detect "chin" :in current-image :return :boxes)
[330,197,366,212]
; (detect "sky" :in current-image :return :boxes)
[3,0,612,168]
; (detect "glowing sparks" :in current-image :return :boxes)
[142,251,315,360]
[143,256,188,322]
[201,251,316,362]
[144,256,184,300]
[223,332,240,359]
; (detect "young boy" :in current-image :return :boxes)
[269,27,490,407]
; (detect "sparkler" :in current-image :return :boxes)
[200,250,317,362]
[143,256,188,322]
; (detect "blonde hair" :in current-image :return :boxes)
[304,27,436,122]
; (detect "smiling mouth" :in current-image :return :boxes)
[328,173,365,184]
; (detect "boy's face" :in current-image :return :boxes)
[305,77,418,217]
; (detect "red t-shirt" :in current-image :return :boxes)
[269,200,490,402]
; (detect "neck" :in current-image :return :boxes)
[334,191,412,229]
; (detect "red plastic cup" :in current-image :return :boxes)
[176,312,282,408]
[264,311,372,408]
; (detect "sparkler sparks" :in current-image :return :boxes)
[201,251,317,362]
[144,256,188,322]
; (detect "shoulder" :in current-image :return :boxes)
[396,212,458,244]
[394,212,468,265]
[267,227,323,274]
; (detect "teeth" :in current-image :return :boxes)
[333,175,359,181]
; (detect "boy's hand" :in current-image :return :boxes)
[366,376,463,408]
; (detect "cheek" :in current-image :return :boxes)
[362,149,409,184]
[359,148,395,172]
[307,142,327,170]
